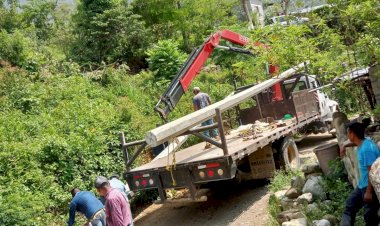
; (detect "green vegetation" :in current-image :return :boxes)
[146,40,187,80]
[267,169,303,226]
[0,0,379,224]
[268,169,302,193]
[267,194,282,226]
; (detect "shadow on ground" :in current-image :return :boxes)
[134,180,268,226]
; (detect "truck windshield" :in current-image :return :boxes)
[284,81,307,94]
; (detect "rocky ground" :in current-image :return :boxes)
[133,133,336,226]
[275,133,339,226]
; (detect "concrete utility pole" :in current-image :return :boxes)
[145,61,309,147]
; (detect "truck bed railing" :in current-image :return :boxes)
[120,108,229,171]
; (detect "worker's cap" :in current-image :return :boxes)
[193,87,200,92]
[110,174,119,179]
[94,176,109,188]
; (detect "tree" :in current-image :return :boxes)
[131,0,178,41]
[21,0,58,41]
[146,40,187,80]
[70,0,150,69]
[317,0,380,66]
[132,0,241,51]
[0,30,34,67]
[0,1,22,33]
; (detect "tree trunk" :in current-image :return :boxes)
[281,0,290,16]
[176,1,190,51]
[241,0,254,29]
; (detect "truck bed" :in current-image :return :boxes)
[131,114,318,172]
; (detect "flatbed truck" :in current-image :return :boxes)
[120,75,335,202]
[119,30,337,202]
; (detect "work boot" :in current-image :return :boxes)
[204,142,211,149]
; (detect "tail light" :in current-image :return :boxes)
[132,173,155,188]
[197,162,224,179]
[198,162,220,169]
[141,179,148,187]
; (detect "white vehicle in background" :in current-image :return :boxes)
[268,15,309,26]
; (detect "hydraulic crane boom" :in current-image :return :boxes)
[154,29,281,120]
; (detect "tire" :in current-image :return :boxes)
[280,137,301,169]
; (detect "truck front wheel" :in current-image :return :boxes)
[280,137,300,170]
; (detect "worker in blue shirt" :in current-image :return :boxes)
[67,188,106,226]
[109,174,133,202]
[341,122,380,226]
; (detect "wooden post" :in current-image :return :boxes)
[216,108,228,156]
[119,132,129,169]
[256,95,263,119]
[192,133,223,149]
[126,143,147,170]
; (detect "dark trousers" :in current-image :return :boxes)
[341,187,380,226]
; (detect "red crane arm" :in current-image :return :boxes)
[179,30,250,91]
[154,29,282,120]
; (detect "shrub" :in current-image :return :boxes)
[146,40,187,80]
[0,29,33,67]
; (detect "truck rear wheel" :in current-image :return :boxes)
[280,137,300,169]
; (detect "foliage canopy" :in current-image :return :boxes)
[0,0,379,224]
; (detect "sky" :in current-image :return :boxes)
[19,0,75,5]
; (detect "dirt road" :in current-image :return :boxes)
[133,133,335,226]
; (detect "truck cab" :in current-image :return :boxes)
[283,74,338,133]
[239,73,337,133]
[283,74,338,120]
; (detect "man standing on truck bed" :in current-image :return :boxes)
[193,87,218,149]
[340,122,380,226]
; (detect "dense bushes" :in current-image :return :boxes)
[0,30,34,67]
[0,65,235,224]
[0,68,159,224]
